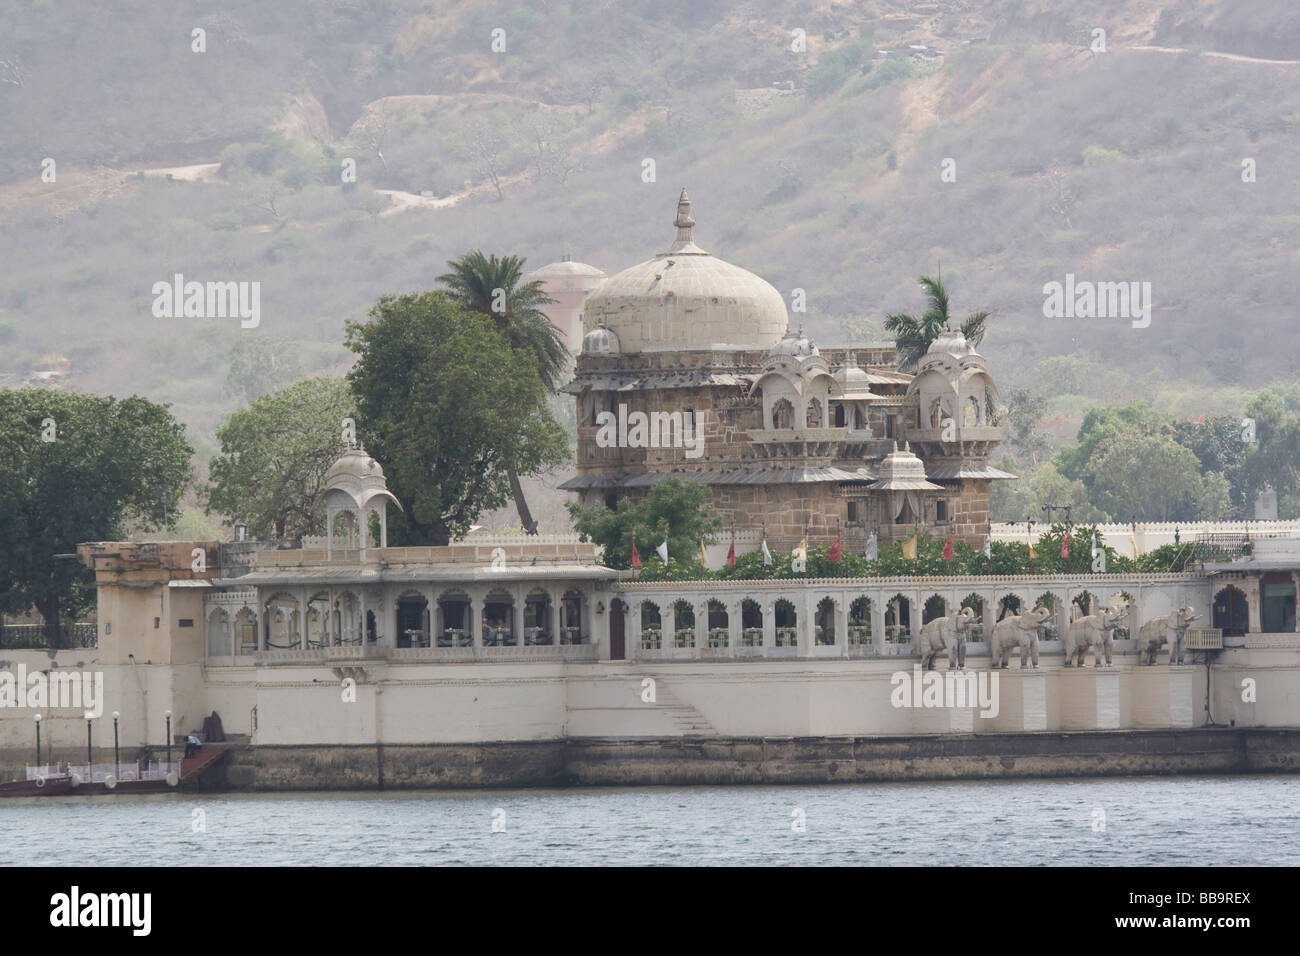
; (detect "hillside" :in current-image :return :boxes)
[2,0,1298,515]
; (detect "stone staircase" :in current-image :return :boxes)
[650,681,717,736]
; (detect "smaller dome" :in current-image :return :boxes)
[833,354,870,387]
[768,326,818,358]
[868,442,942,490]
[529,256,606,280]
[582,323,621,355]
[326,448,386,485]
[926,328,975,358]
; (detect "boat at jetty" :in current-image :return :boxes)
[0,747,225,798]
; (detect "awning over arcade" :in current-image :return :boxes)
[558,465,878,490]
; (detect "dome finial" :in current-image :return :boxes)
[674,188,695,243]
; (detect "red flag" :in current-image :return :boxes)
[726,536,736,569]
[942,535,954,561]
[630,539,641,570]
[1061,532,1070,560]
[828,536,842,563]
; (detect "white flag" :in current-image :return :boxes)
[761,538,773,566]
[656,539,668,564]
[982,535,992,558]
[864,533,878,561]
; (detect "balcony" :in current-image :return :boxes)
[211,642,599,666]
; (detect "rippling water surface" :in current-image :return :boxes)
[4,775,1296,866]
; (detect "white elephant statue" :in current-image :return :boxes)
[990,607,1049,669]
[1137,607,1199,665]
[1063,607,1126,668]
[916,606,976,671]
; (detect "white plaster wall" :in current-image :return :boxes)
[0,652,1263,751]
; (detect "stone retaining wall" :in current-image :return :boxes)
[48,728,1286,791]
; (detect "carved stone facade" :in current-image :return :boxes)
[562,191,1014,553]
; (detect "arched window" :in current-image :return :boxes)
[671,599,695,648]
[640,601,662,650]
[206,609,231,657]
[771,398,794,429]
[806,397,823,428]
[815,597,836,645]
[929,397,944,429]
[1213,586,1248,637]
[848,597,872,645]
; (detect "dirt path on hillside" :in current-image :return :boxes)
[1129,44,1300,65]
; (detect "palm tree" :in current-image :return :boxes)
[438,250,565,534]
[883,272,990,373]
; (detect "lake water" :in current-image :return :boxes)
[4,775,1296,866]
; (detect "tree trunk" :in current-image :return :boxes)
[508,467,539,534]
[36,596,62,650]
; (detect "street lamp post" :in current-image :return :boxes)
[112,711,120,779]
[86,716,93,772]
[164,710,172,769]
[1042,504,1072,525]
[34,713,41,770]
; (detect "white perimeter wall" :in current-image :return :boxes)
[2,646,1296,749]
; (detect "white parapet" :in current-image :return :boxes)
[1096,669,1122,730]
[1022,669,1047,732]
[1130,664,1201,729]
[949,690,975,733]
[1169,666,1196,728]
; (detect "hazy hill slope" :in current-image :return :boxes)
[1,0,1298,447]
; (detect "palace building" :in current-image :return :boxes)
[560,190,1014,553]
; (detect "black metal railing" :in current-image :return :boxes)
[0,624,98,649]
[1193,534,1252,563]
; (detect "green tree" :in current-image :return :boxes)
[1137,542,1196,573]
[1242,386,1300,518]
[1173,415,1250,512]
[883,273,990,373]
[1084,430,1207,521]
[867,535,987,577]
[0,389,192,646]
[1029,523,1123,574]
[990,457,1109,523]
[1030,353,1092,398]
[437,250,566,533]
[346,292,569,545]
[205,377,356,539]
[568,476,721,573]
[1055,402,1162,482]
[1005,389,1051,466]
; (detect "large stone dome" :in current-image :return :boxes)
[581,190,789,352]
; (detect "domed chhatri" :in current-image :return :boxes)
[325,447,387,484]
[581,322,620,355]
[832,353,871,391]
[767,325,818,358]
[907,326,999,432]
[581,189,789,352]
[323,447,401,558]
